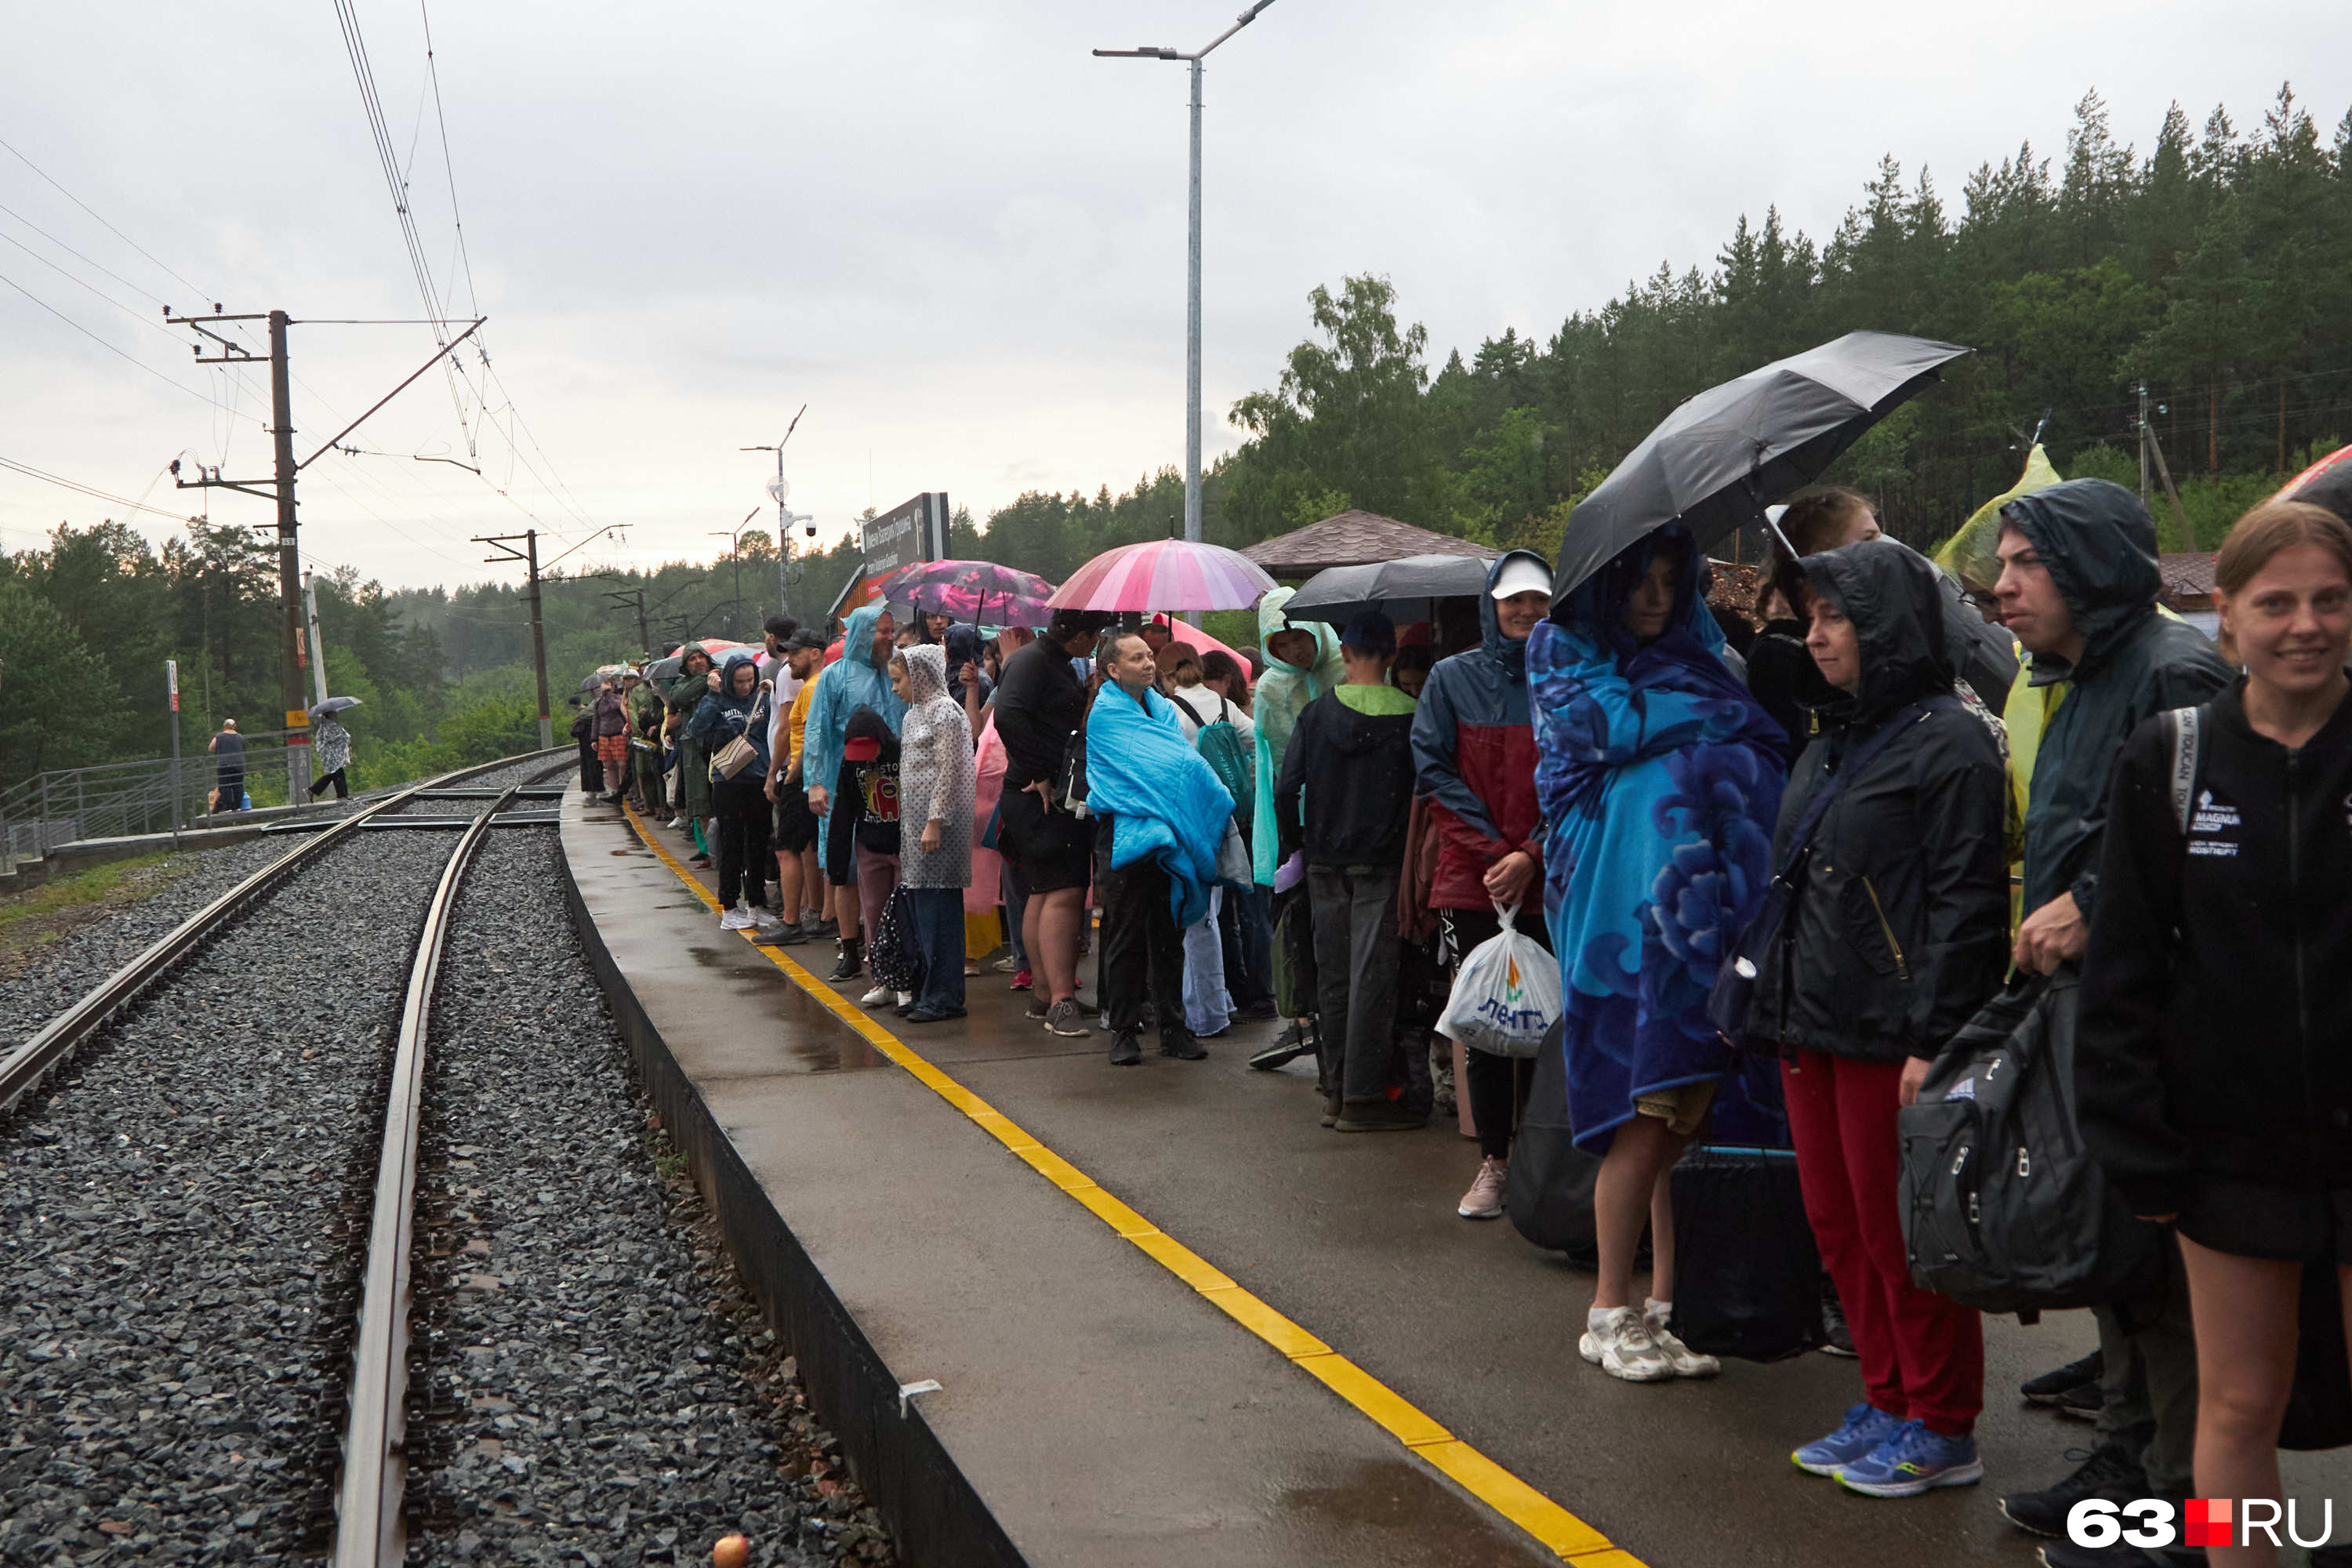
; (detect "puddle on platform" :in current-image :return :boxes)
[1274,1457,1532,1565]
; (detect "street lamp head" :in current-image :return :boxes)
[1093,45,1181,58]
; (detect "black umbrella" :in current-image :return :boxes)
[1283,554,1497,624]
[1554,331,1971,593]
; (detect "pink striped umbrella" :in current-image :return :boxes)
[1047,538,1277,613]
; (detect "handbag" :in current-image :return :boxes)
[1214,820,1250,888]
[1706,697,1947,1043]
[708,686,771,782]
[867,885,922,993]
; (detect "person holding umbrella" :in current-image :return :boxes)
[1530,526,1788,1383]
[308,699,358,800]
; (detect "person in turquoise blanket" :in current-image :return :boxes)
[1529,524,1788,1386]
[1087,630,1235,1068]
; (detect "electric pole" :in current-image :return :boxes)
[167,306,484,797]
[603,581,651,655]
[302,568,332,710]
[477,531,553,749]
[2138,383,2152,506]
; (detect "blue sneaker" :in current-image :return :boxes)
[1791,1403,1904,1476]
[1835,1420,1984,1497]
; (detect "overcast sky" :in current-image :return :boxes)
[4,1,2346,591]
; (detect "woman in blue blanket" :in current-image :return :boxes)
[1530,524,1787,1385]
[1085,630,1235,1068]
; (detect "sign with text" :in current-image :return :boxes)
[858,492,950,607]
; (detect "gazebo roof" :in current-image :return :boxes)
[1240,510,1498,576]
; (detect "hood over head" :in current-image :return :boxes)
[900,641,949,703]
[717,651,762,699]
[1551,526,1722,662]
[943,622,985,672]
[1799,538,1955,723]
[1999,479,2161,666]
[1479,548,1552,677]
[681,642,714,674]
[1257,587,1341,681]
[841,604,889,670]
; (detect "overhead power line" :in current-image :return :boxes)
[0,452,198,522]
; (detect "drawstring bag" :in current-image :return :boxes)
[867,885,922,993]
[1436,902,1560,1058]
[1668,1145,1825,1361]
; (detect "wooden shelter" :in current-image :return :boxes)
[1241,510,1497,577]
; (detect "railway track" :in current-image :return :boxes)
[2,753,879,1566]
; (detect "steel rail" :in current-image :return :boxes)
[328,782,520,1566]
[0,747,567,1116]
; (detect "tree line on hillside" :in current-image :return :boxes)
[5,85,2344,789]
[982,85,2351,577]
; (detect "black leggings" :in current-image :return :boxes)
[308,768,348,800]
[713,771,772,909]
[1444,906,1552,1161]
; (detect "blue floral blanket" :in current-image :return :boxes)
[1530,572,1788,1152]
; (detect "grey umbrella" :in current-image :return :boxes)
[1554,332,1970,593]
[1283,554,1495,624]
[307,695,361,720]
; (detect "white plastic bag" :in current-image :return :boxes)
[1435,902,1560,1058]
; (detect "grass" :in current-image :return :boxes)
[0,850,194,975]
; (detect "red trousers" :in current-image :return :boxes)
[1783,1051,1984,1435]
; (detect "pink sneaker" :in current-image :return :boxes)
[1457,1157,1508,1220]
[1010,968,1033,992]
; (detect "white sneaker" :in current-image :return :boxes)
[1643,1301,1721,1379]
[1580,1306,1676,1383]
[896,990,914,1007]
[719,905,756,931]
[860,985,892,1007]
[1457,1157,1508,1220]
[666,815,685,830]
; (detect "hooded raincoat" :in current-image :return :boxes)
[1410,550,1548,909]
[897,644,976,890]
[2003,480,2233,920]
[663,645,720,818]
[1530,529,1788,1151]
[802,604,907,872]
[1251,588,1346,884]
[688,653,771,775]
[1744,541,2009,1061]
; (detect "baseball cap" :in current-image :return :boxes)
[1489,554,1553,600]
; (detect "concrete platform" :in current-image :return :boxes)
[558,792,2346,1567]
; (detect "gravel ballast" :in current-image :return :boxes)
[405,829,883,1567]
[0,829,459,1563]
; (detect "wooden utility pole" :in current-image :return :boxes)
[167,306,485,795]
[476,531,554,750]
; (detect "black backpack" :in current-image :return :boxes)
[1898,971,2165,1317]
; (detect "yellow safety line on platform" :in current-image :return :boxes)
[617,802,1638,1565]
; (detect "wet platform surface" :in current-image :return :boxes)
[562,795,2348,1566]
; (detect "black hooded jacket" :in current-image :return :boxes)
[1273,686,1418,867]
[1744,540,2011,1062]
[2007,480,2234,920]
[2078,682,2352,1217]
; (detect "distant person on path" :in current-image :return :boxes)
[570,697,599,793]
[624,666,663,812]
[760,630,829,946]
[826,705,904,1005]
[891,644,978,1023]
[993,610,1105,1039]
[1248,589,1346,1071]
[308,710,353,800]
[207,718,245,814]
[1275,611,1422,1131]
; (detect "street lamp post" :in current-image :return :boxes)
[1095,1,1279,551]
[742,405,808,622]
